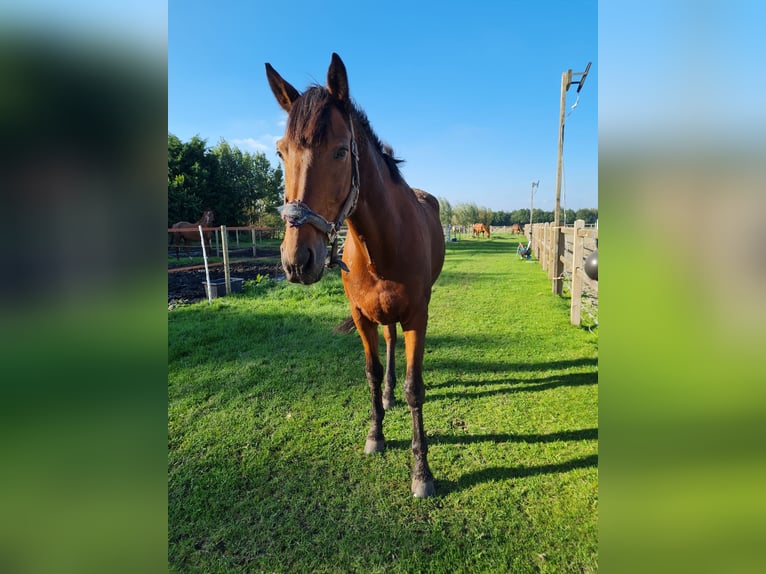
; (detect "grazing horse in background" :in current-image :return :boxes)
[510,223,523,235]
[472,222,490,238]
[170,210,215,259]
[266,53,445,497]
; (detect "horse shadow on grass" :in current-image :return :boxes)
[382,353,597,495]
[427,370,596,402]
[426,355,598,381]
[385,429,598,495]
[437,453,598,495]
[386,427,597,450]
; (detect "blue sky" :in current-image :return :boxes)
[169,1,597,212]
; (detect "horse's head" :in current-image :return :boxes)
[266,53,358,284]
[202,210,214,226]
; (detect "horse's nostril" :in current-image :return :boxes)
[305,247,314,270]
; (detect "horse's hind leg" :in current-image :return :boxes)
[382,323,397,410]
[353,310,385,454]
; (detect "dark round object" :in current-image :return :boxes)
[584,250,598,281]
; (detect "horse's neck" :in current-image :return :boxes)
[346,137,407,269]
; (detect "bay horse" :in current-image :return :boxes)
[472,222,490,238]
[510,223,523,235]
[170,210,215,259]
[266,53,445,497]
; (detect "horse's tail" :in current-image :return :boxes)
[333,316,356,333]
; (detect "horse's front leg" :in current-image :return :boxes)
[403,326,435,498]
[382,324,397,410]
[352,311,385,454]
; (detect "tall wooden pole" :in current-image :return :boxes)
[529,180,539,246]
[553,70,571,295]
[552,62,590,296]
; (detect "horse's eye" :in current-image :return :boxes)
[334,147,348,160]
[276,149,284,160]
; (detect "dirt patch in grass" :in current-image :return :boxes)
[168,250,283,307]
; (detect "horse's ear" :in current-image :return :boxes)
[265,63,300,112]
[326,53,350,109]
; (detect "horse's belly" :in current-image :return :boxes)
[371,292,402,325]
[354,284,408,326]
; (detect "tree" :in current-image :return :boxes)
[452,202,479,228]
[509,209,529,226]
[574,208,598,225]
[167,133,217,226]
[491,211,511,226]
[209,140,246,225]
[437,197,453,229]
[168,133,284,227]
[477,206,493,228]
[531,208,549,224]
[242,154,283,226]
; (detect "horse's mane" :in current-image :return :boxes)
[286,85,404,184]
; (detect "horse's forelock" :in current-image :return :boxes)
[286,86,335,147]
[285,85,403,183]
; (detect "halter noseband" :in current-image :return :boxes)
[277,116,360,272]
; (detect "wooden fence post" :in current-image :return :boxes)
[221,225,231,294]
[553,225,565,295]
[570,219,585,325]
[548,223,556,279]
[251,228,257,257]
[547,223,553,272]
[532,223,543,261]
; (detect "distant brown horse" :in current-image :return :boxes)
[170,210,215,259]
[266,53,445,497]
[510,223,523,235]
[472,222,490,238]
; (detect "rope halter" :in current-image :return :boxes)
[278,115,360,273]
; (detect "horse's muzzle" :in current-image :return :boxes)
[280,240,327,284]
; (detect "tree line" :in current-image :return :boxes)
[437,199,597,229]
[168,133,284,228]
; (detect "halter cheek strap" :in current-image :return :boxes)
[278,116,360,272]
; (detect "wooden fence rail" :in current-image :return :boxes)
[168,226,282,258]
[526,219,598,326]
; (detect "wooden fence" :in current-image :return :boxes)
[526,219,598,326]
[167,226,282,258]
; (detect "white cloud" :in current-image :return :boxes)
[230,116,286,156]
[231,134,279,154]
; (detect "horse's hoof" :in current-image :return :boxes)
[411,478,435,498]
[382,396,395,410]
[364,438,385,454]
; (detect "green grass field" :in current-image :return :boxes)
[168,233,598,573]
